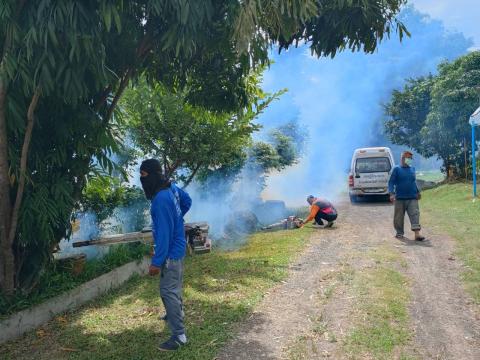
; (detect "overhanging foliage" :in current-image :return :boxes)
[0,0,408,295]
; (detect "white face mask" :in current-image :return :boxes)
[404,157,413,166]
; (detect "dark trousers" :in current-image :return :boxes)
[315,212,337,225]
[160,258,185,336]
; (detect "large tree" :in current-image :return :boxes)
[384,76,434,154]
[0,0,408,294]
[122,66,280,186]
[385,51,480,178]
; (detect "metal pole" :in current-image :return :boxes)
[473,124,477,197]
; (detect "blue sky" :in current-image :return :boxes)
[411,0,480,49]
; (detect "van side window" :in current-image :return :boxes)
[355,157,391,173]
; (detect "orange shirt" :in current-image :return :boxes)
[303,198,336,224]
[304,204,320,224]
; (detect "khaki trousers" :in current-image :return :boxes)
[394,199,421,235]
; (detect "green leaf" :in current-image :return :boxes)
[112,6,121,33]
[104,5,112,32]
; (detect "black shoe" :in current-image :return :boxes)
[415,236,425,241]
[325,221,334,228]
[395,233,404,239]
[158,336,187,351]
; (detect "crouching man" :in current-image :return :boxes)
[302,195,338,227]
[140,159,192,351]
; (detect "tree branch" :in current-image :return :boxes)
[104,69,132,123]
[94,85,113,112]
[182,163,202,188]
[162,153,168,175]
[163,159,181,180]
[0,78,10,290]
[136,34,153,59]
[97,28,153,122]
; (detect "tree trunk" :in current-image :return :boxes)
[8,89,40,248]
[0,78,14,294]
[0,1,34,294]
[444,159,454,180]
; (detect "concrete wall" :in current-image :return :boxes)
[0,257,150,344]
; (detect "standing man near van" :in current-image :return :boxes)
[388,151,425,241]
[140,159,192,351]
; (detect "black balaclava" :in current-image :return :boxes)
[139,159,171,200]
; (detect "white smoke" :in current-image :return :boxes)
[258,6,472,206]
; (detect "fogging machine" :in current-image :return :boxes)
[72,222,212,254]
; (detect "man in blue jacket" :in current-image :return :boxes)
[139,159,192,351]
[388,151,425,241]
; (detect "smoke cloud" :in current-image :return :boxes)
[259,6,472,206]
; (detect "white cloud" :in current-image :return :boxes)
[410,0,480,47]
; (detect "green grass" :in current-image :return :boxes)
[416,170,445,183]
[344,267,410,359]
[343,245,411,360]
[0,242,151,318]
[0,227,314,360]
[421,183,480,302]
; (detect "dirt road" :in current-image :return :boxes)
[217,199,480,359]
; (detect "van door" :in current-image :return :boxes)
[354,157,392,192]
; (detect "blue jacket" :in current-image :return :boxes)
[150,184,192,267]
[388,165,419,200]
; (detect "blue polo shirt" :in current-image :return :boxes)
[150,184,192,267]
[388,165,419,200]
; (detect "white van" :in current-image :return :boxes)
[348,147,395,202]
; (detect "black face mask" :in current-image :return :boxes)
[140,172,170,200]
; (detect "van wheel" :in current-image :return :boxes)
[349,195,358,203]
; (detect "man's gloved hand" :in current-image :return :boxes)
[416,192,422,200]
[148,264,160,276]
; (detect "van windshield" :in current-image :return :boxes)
[355,157,391,173]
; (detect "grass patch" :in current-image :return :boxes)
[344,268,410,358]
[0,227,314,360]
[0,242,150,318]
[343,246,411,359]
[288,336,312,360]
[421,183,480,303]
